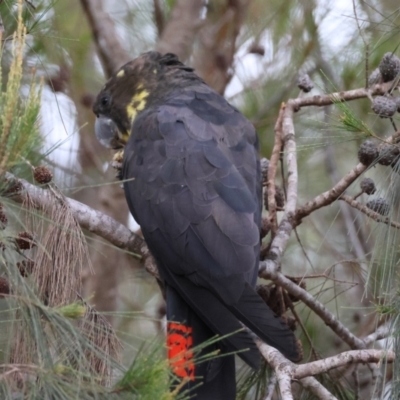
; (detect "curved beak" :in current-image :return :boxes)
[94,116,122,149]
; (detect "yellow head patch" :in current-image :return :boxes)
[126,90,149,124]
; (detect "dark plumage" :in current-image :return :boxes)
[93,51,299,399]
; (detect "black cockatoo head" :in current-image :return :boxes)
[92,51,194,149]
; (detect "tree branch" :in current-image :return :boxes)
[155,0,204,61]
[267,104,284,235]
[340,194,400,229]
[256,340,394,399]
[288,81,395,110]
[3,173,144,256]
[299,376,338,400]
[258,267,367,350]
[295,163,367,224]
[294,349,394,379]
[80,0,131,77]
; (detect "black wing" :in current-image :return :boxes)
[122,87,261,302]
[122,87,299,362]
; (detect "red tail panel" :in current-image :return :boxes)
[167,322,195,380]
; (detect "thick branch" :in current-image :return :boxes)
[155,0,204,60]
[256,340,294,400]
[80,0,130,76]
[3,174,144,256]
[256,340,393,399]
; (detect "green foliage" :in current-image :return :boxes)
[332,98,374,138]
[0,3,42,180]
[114,343,174,400]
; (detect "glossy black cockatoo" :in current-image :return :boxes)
[93,51,299,399]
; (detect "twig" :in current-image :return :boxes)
[295,163,367,224]
[153,0,165,37]
[339,194,400,229]
[258,267,366,350]
[263,372,277,400]
[363,325,390,346]
[288,81,395,110]
[352,365,360,400]
[299,376,338,400]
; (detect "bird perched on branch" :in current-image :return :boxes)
[93,51,299,399]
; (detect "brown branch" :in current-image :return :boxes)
[80,0,130,77]
[294,349,394,379]
[153,0,165,37]
[267,104,285,236]
[194,1,247,94]
[256,340,394,399]
[363,325,390,346]
[155,0,204,61]
[3,174,144,256]
[295,163,367,224]
[264,372,277,400]
[340,194,400,229]
[3,174,160,279]
[289,81,395,110]
[299,377,338,400]
[258,267,366,350]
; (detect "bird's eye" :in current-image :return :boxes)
[100,94,111,108]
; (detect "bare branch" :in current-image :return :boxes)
[80,0,130,77]
[3,174,144,256]
[256,340,393,399]
[282,101,299,217]
[295,163,367,224]
[340,194,400,229]
[155,0,204,60]
[289,81,395,110]
[256,341,294,400]
[299,377,339,400]
[259,267,366,350]
[263,372,277,400]
[294,350,394,379]
[267,104,285,235]
[363,325,391,346]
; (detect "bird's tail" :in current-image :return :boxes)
[164,269,299,366]
[228,282,300,361]
[166,285,236,400]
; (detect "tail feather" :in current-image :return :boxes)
[167,285,236,400]
[165,269,261,369]
[229,282,299,361]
